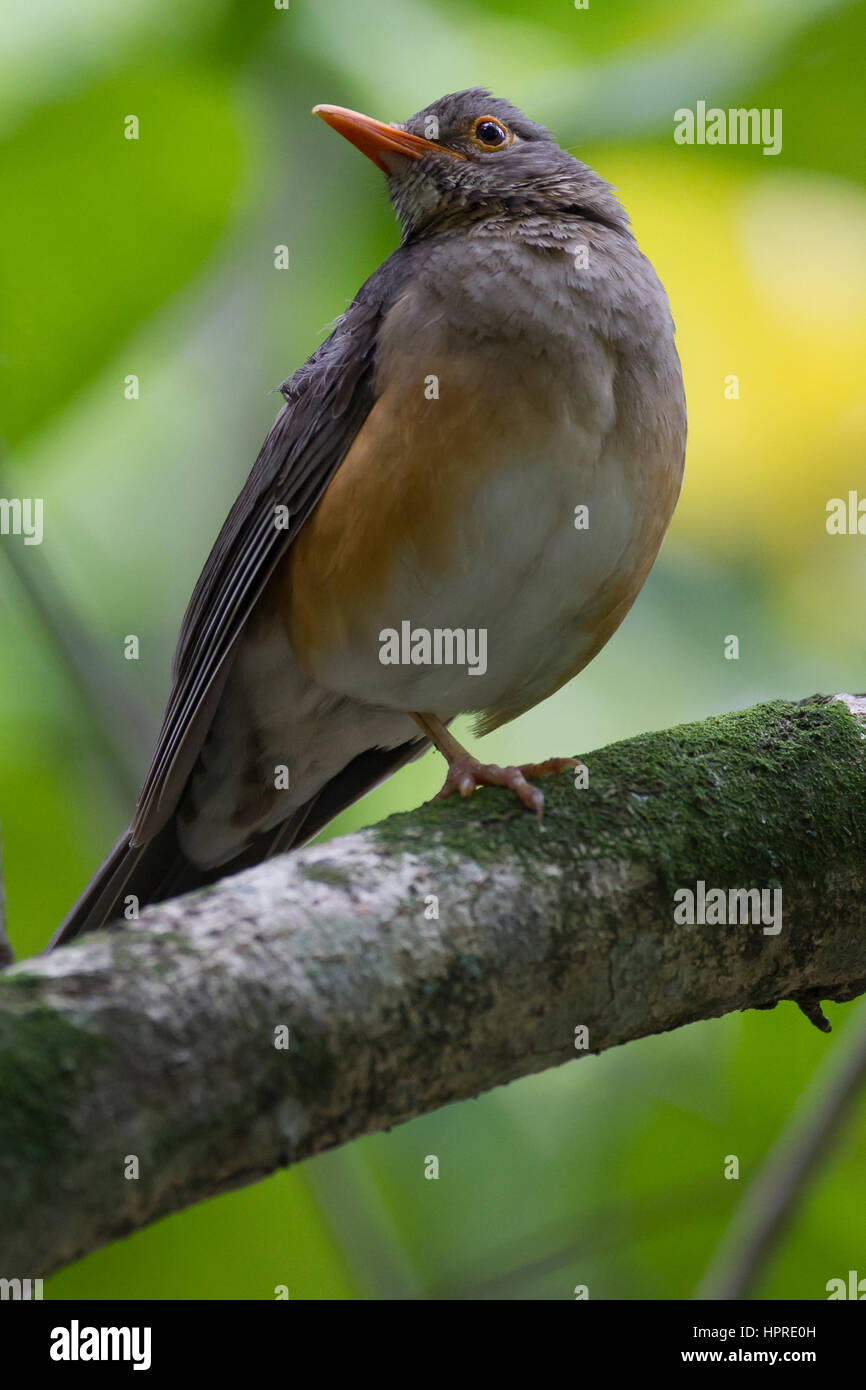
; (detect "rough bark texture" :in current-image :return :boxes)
[2,695,866,1277]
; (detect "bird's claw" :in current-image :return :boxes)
[434,754,581,818]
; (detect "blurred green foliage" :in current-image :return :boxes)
[1,0,865,1299]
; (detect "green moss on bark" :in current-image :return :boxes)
[372,699,866,898]
[299,863,354,891]
[0,994,107,1208]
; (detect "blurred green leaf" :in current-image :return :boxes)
[0,66,242,444]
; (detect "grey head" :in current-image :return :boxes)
[314,88,629,242]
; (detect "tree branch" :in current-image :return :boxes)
[2,695,866,1277]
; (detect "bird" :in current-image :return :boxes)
[48,88,686,948]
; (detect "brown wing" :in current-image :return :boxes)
[131,255,410,845]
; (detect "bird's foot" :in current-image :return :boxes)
[434,754,581,818]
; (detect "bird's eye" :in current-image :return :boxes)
[470,117,510,150]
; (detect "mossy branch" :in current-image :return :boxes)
[2,695,866,1278]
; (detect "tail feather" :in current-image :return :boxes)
[45,820,215,950]
[47,735,429,950]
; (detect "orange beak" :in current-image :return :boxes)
[313,103,464,173]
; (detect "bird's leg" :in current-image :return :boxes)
[410,712,580,818]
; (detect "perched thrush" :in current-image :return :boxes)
[50,89,686,947]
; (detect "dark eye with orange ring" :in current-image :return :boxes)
[470,117,510,149]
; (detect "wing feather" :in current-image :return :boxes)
[131,264,406,843]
